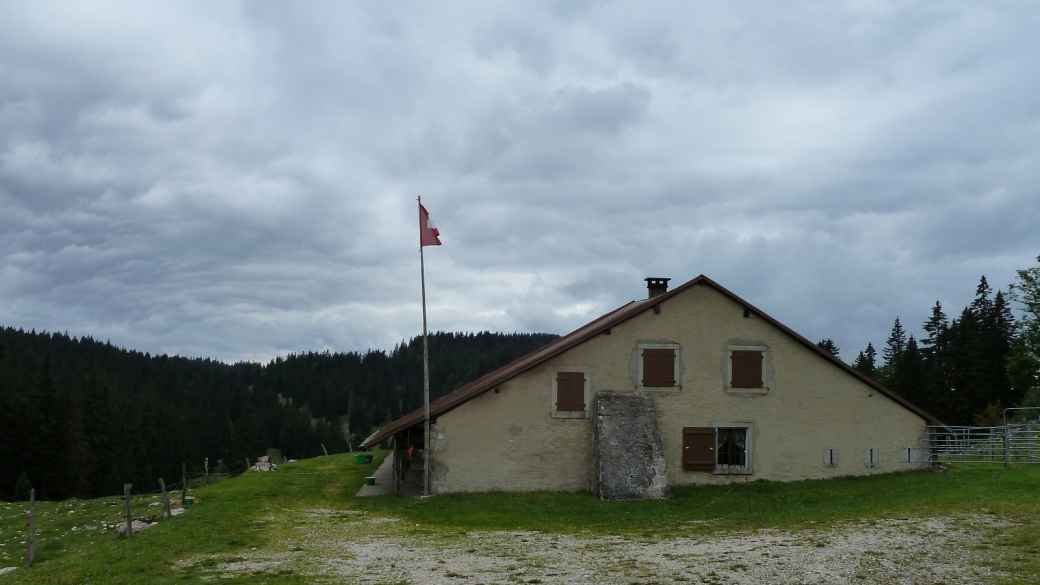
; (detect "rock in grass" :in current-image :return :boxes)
[163,507,186,519]
[116,520,154,539]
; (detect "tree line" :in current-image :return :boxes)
[818,256,1040,426]
[0,329,557,501]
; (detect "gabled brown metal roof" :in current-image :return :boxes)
[360,274,938,448]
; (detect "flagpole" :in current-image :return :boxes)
[419,196,431,497]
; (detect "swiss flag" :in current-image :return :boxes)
[419,203,441,247]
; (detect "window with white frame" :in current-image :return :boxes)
[717,428,747,468]
[551,367,591,419]
[714,423,753,474]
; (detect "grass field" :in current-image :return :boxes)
[1,453,1038,583]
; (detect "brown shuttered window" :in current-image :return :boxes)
[683,427,716,471]
[556,371,586,411]
[642,348,676,387]
[730,350,764,388]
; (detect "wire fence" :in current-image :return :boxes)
[117,458,257,499]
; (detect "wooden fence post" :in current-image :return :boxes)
[123,483,133,538]
[26,488,35,568]
[204,458,209,486]
[321,443,329,456]
[159,478,172,519]
[182,463,187,500]
[245,458,250,472]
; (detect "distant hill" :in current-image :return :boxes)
[0,327,558,500]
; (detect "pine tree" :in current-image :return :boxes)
[12,471,31,501]
[971,275,994,318]
[853,343,877,377]
[816,339,840,359]
[883,318,907,368]
[937,307,991,425]
[890,336,927,409]
[921,300,951,420]
[921,301,948,360]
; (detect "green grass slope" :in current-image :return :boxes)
[1,455,1038,584]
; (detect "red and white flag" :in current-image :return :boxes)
[419,203,442,247]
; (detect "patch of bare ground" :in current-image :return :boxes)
[179,511,1009,584]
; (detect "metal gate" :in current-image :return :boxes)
[924,423,1040,466]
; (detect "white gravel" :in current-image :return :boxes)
[180,510,1008,584]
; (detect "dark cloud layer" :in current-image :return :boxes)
[1,1,1038,362]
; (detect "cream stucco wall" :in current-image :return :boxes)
[430,284,928,493]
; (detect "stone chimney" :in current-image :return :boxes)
[645,277,670,299]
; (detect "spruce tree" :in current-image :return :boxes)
[921,300,951,420]
[853,343,877,377]
[12,471,31,501]
[883,317,907,367]
[816,339,840,359]
[921,301,948,360]
[891,336,927,409]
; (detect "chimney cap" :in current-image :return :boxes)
[645,277,670,299]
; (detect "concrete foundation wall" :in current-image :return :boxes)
[431,283,927,494]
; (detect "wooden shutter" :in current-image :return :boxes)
[683,427,716,471]
[556,371,585,411]
[730,350,763,388]
[642,348,676,387]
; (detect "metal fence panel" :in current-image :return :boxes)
[925,424,1040,465]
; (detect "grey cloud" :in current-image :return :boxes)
[0,0,1038,363]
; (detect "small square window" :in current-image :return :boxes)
[717,428,747,468]
[551,368,590,419]
[556,372,585,411]
[901,447,926,464]
[643,348,675,387]
[865,447,879,469]
[824,448,838,467]
[725,345,769,394]
[714,423,753,474]
[731,351,763,388]
[637,343,681,391]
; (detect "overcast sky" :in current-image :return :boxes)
[2,1,1039,363]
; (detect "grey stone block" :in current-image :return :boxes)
[594,391,670,500]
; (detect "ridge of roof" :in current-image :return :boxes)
[361,275,938,448]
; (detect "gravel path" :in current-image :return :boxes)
[181,510,1008,584]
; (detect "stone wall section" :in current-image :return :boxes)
[594,391,670,500]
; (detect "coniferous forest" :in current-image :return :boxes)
[839,256,1040,426]
[0,330,557,501]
